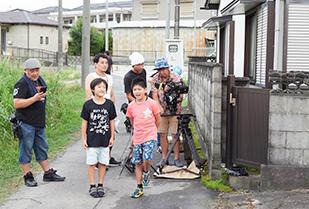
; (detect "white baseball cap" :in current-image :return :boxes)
[129,52,144,66]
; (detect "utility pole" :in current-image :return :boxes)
[165,0,171,40]
[174,0,180,39]
[81,0,90,89]
[105,0,109,51]
[58,0,63,71]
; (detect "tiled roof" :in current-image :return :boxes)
[0,11,70,28]
[32,6,71,14]
[70,1,132,11]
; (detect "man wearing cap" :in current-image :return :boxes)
[151,58,184,167]
[13,58,65,187]
[124,52,147,102]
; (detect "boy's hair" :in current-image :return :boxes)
[90,78,108,96]
[93,53,108,64]
[131,77,147,89]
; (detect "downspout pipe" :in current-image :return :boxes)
[273,0,280,72]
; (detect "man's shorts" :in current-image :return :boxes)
[19,123,49,164]
[86,147,109,165]
[157,115,178,134]
[131,140,156,165]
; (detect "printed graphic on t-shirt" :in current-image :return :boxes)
[143,107,152,118]
[89,108,110,135]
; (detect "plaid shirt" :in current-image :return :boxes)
[151,70,181,115]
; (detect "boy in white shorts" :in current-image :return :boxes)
[81,78,117,197]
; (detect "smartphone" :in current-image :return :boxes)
[40,86,47,93]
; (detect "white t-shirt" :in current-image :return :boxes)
[89,72,113,99]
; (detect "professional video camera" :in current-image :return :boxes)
[155,78,188,115]
[9,113,22,138]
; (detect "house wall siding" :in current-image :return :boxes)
[287,3,309,71]
[3,25,68,53]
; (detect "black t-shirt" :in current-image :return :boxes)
[80,99,117,147]
[123,69,147,101]
[13,77,46,127]
[106,57,113,75]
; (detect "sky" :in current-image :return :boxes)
[0,0,117,12]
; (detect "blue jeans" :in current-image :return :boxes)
[18,123,49,164]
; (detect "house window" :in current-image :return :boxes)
[46,37,49,45]
[244,13,257,83]
[40,36,43,44]
[141,2,158,19]
[180,1,193,17]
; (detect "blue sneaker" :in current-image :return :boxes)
[142,170,150,186]
[174,159,183,167]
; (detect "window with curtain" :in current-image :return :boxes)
[141,2,158,18]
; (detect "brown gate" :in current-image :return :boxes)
[226,76,269,169]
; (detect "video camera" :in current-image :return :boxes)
[9,114,23,138]
[155,79,188,115]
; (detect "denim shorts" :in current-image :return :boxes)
[18,123,49,164]
[86,147,109,165]
[131,140,156,165]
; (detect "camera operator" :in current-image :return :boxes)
[151,58,184,168]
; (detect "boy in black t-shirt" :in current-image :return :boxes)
[81,78,117,198]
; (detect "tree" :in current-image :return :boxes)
[102,30,113,53]
[68,17,104,55]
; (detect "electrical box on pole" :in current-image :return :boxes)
[164,39,184,70]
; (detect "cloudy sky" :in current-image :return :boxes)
[1,0,116,12]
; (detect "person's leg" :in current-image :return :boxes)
[135,164,143,184]
[20,163,31,175]
[98,163,106,184]
[38,160,50,172]
[160,132,169,159]
[142,140,155,186]
[88,164,96,185]
[171,133,180,160]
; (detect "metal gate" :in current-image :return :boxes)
[226,76,269,168]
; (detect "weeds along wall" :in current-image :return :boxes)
[188,57,222,180]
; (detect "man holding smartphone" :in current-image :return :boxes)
[13,58,65,187]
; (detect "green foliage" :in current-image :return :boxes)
[68,17,108,55]
[200,175,233,192]
[0,58,84,202]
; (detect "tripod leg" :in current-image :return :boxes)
[184,128,202,169]
[117,148,134,179]
[158,130,182,173]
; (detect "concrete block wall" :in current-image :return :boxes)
[269,94,309,166]
[188,58,222,179]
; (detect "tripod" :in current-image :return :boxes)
[116,128,159,179]
[157,113,202,175]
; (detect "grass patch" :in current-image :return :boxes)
[0,58,84,203]
[201,174,233,192]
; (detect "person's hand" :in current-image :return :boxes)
[33,92,46,102]
[109,137,114,147]
[159,105,164,115]
[82,139,88,150]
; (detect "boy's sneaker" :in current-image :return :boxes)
[131,187,144,198]
[142,170,150,186]
[174,159,184,167]
[109,157,121,166]
[43,168,65,182]
[24,172,38,187]
[89,186,98,198]
[97,185,105,197]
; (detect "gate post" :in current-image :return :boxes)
[226,75,235,169]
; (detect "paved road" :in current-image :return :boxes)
[1,69,218,209]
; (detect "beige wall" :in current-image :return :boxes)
[3,25,69,53]
[132,0,210,21]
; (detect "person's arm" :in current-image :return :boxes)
[85,74,94,100]
[109,119,115,147]
[111,64,113,73]
[129,117,134,128]
[14,92,46,109]
[152,91,164,115]
[81,119,88,149]
[155,113,161,128]
[110,85,115,104]
[126,92,135,102]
